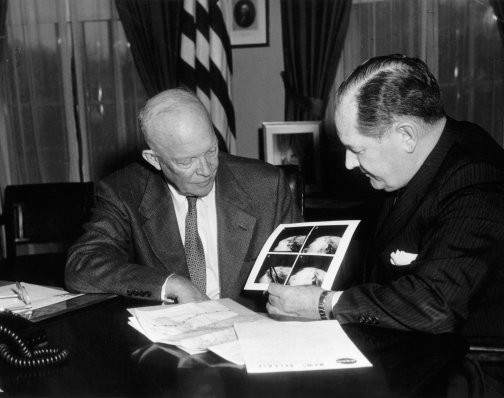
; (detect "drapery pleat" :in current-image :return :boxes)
[280,0,351,121]
[115,0,183,97]
[491,0,504,46]
[0,0,7,62]
[0,0,7,212]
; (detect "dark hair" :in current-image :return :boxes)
[336,54,445,137]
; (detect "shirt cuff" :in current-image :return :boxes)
[161,274,177,301]
[331,291,343,307]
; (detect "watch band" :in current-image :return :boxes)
[318,290,334,320]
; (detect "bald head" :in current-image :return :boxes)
[139,88,214,149]
[140,88,219,197]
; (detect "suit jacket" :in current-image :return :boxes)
[334,117,504,338]
[65,153,302,308]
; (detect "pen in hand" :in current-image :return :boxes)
[263,267,281,297]
[269,266,280,284]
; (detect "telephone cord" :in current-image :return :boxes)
[0,324,69,368]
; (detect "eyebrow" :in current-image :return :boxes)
[173,144,217,162]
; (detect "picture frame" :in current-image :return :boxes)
[262,121,322,194]
[228,0,269,48]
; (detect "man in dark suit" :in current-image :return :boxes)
[65,88,301,307]
[266,54,504,339]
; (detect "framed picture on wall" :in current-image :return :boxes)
[228,0,269,48]
[262,121,322,194]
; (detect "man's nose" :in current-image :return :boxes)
[345,150,360,170]
[195,156,212,176]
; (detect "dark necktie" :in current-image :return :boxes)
[184,196,206,292]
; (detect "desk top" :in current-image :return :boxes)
[0,296,471,397]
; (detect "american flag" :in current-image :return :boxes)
[179,0,236,154]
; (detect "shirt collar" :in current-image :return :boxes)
[167,182,216,207]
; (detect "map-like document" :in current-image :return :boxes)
[127,299,269,356]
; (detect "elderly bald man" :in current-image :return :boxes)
[65,88,302,308]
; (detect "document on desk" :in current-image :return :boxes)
[0,282,82,313]
[234,320,372,373]
[127,298,270,357]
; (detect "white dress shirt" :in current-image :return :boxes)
[161,183,220,300]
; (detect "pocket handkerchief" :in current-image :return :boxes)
[390,250,417,266]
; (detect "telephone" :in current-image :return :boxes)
[0,309,69,368]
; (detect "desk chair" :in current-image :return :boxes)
[0,182,94,287]
[277,165,304,217]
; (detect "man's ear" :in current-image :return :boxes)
[395,123,418,153]
[142,149,162,170]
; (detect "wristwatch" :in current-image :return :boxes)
[318,290,335,320]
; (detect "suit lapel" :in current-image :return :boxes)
[374,121,456,248]
[215,158,257,298]
[139,171,189,277]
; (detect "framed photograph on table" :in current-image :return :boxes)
[262,121,322,194]
[228,0,269,47]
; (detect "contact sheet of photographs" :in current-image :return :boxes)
[244,220,360,291]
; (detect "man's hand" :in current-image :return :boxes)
[266,284,324,319]
[165,274,210,304]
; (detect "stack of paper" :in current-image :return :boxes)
[0,282,82,314]
[127,299,269,358]
[128,299,373,372]
[234,320,372,373]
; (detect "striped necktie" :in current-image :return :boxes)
[184,196,206,292]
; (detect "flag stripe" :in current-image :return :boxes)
[208,0,232,75]
[210,62,235,129]
[179,0,236,154]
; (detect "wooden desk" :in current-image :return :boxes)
[0,296,474,397]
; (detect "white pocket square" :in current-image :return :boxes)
[390,250,418,266]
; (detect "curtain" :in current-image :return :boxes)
[491,0,504,45]
[329,0,504,146]
[115,0,183,97]
[280,0,351,121]
[0,0,147,259]
[0,0,147,187]
[0,0,6,61]
[0,0,7,216]
[323,0,504,200]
